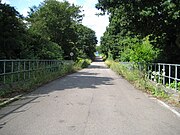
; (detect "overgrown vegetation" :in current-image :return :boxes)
[0,58,91,103]
[96,1,180,103]
[74,58,92,69]
[105,60,169,99]
[96,0,180,63]
[0,0,96,104]
[166,81,180,91]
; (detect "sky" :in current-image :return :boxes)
[1,0,109,44]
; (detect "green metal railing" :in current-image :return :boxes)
[120,62,180,91]
[0,60,72,85]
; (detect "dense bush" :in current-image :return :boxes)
[74,58,92,69]
[97,0,180,63]
[120,36,160,63]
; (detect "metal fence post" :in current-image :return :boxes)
[36,60,38,77]
[163,64,165,85]
[3,61,6,84]
[32,61,34,78]
[18,61,20,81]
[147,64,149,79]
[150,64,153,81]
[11,61,14,83]
[23,61,26,80]
[29,61,30,79]
[0,60,65,85]
[169,65,171,88]
[158,64,160,83]
[154,63,157,82]
[175,65,177,91]
[43,61,45,74]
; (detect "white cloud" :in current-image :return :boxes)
[1,0,10,4]
[9,0,109,44]
[58,0,109,44]
[57,0,77,4]
[68,0,77,4]
[22,8,30,17]
[21,0,77,17]
[81,0,109,44]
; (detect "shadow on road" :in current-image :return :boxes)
[0,60,113,121]
[32,70,114,95]
[93,57,103,62]
[88,65,108,69]
[0,96,39,120]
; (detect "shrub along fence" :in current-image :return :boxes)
[0,59,92,99]
[120,62,180,92]
[0,59,73,85]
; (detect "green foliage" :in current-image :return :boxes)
[96,0,180,63]
[0,0,96,102]
[38,41,63,60]
[120,36,159,63]
[21,32,63,59]
[105,60,169,99]
[102,55,107,61]
[0,58,90,99]
[0,61,74,98]
[120,48,131,62]
[27,0,82,59]
[27,0,97,60]
[75,24,97,60]
[96,46,101,54]
[0,2,26,59]
[166,81,180,91]
[74,58,92,69]
[0,0,97,60]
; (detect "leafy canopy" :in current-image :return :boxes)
[96,0,180,63]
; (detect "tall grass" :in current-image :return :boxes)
[0,59,91,101]
[105,60,169,99]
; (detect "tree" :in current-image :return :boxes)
[96,0,180,63]
[0,2,26,59]
[27,0,83,59]
[0,0,97,60]
[120,36,159,63]
[21,31,63,59]
[75,24,97,59]
[0,1,63,60]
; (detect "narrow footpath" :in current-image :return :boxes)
[0,58,180,135]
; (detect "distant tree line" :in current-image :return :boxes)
[0,0,97,60]
[96,0,180,63]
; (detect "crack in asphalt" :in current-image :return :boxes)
[83,92,94,135]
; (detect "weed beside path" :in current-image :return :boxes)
[0,59,91,107]
[105,60,180,107]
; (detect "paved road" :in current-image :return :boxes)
[0,58,180,135]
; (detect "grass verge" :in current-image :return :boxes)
[105,60,180,106]
[0,59,91,106]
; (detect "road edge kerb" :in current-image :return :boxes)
[0,95,22,107]
[0,66,90,108]
[157,99,180,118]
[0,73,72,108]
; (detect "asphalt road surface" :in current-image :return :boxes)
[0,57,180,135]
